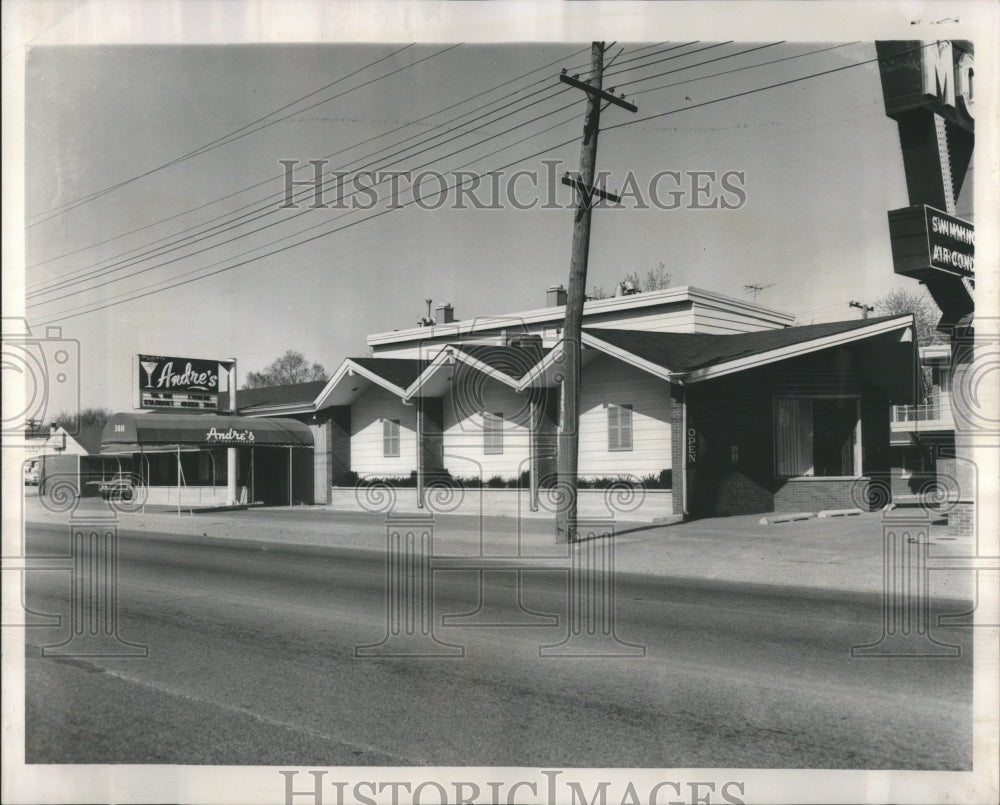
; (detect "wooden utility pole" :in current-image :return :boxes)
[849,300,874,319]
[555,42,636,543]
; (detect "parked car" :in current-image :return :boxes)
[23,460,40,486]
[98,473,136,501]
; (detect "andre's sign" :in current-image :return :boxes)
[137,354,232,411]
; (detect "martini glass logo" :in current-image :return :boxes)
[140,359,159,388]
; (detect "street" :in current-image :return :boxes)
[22,520,972,769]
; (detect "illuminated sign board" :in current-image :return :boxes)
[137,354,230,411]
[876,40,974,131]
[888,204,974,279]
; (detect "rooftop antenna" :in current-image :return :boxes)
[743,283,775,299]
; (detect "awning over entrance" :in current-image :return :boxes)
[101,412,313,453]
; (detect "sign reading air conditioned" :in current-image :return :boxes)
[888,205,974,280]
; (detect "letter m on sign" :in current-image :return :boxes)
[922,40,956,108]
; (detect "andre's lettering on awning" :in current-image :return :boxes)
[206,427,256,443]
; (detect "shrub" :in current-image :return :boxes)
[658,469,672,489]
[486,475,507,489]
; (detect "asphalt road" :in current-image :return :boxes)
[21,521,972,768]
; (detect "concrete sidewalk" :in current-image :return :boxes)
[20,493,978,602]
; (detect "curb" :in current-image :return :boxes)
[758,512,815,525]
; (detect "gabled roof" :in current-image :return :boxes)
[348,357,426,390]
[452,344,550,381]
[238,380,328,412]
[403,343,548,400]
[311,357,427,409]
[583,315,914,382]
[75,425,106,455]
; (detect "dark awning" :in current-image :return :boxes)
[101,412,313,453]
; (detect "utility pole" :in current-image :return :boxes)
[555,42,636,543]
[849,300,874,319]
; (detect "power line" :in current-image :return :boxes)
[30,91,585,310]
[631,42,861,97]
[29,81,579,304]
[31,43,735,301]
[27,46,593,275]
[33,43,912,322]
[34,132,585,327]
[27,44,460,227]
[602,42,930,135]
[603,41,733,80]
[615,42,785,90]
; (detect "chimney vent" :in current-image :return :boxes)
[547,285,567,307]
[435,303,455,324]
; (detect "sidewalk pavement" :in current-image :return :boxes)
[21,495,977,602]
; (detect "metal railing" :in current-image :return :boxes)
[891,399,953,424]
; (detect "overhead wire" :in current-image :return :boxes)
[27,45,594,277]
[28,80,581,304]
[34,42,905,323]
[29,42,699,300]
[29,87,587,309]
[26,43,436,226]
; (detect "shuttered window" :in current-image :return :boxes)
[484,412,503,455]
[607,404,633,451]
[382,418,400,457]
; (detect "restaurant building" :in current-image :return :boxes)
[233,285,917,518]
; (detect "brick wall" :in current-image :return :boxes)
[328,406,351,486]
[774,478,868,512]
[418,397,445,476]
[947,501,974,537]
[534,389,559,487]
[671,386,685,516]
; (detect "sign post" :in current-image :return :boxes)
[227,362,238,506]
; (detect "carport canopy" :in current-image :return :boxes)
[101,411,313,453]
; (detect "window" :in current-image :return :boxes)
[608,404,633,451]
[774,397,859,477]
[484,411,503,455]
[382,418,400,457]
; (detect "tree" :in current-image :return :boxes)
[587,262,672,300]
[243,350,328,389]
[873,288,946,346]
[643,262,672,291]
[50,407,112,430]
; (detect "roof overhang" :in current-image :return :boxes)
[677,315,915,384]
[314,358,411,408]
[514,342,600,391]
[405,347,524,401]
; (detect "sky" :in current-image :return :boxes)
[6,4,994,420]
